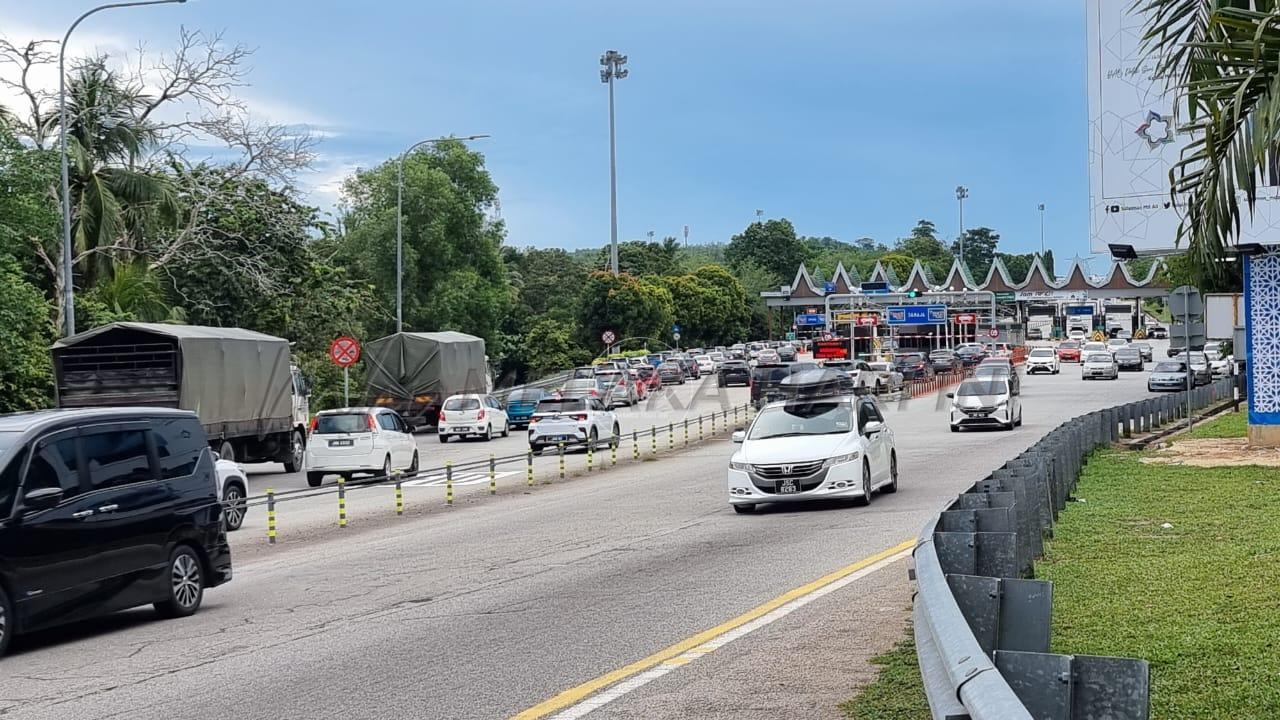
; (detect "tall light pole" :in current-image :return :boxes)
[601,50,628,275]
[1038,203,1046,256]
[396,134,489,332]
[955,185,969,262]
[58,0,186,338]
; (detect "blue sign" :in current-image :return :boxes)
[822,281,837,293]
[1065,305,1094,316]
[861,281,890,294]
[795,313,826,326]
[885,304,947,326]
[672,324,681,333]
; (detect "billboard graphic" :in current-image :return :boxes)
[886,305,946,326]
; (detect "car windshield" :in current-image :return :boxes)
[564,379,596,391]
[315,413,372,434]
[1059,341,1079,349]
[748,401,855,439]
[507,390,540,402]
[1155,362,1187,373]
[443,397,480,411]
[1085,353,1112,363]
[723,360,748,368]
[895,354,925,364]
[753,366,792,383]
[957,380,1008,396]
[535,399,588,414]
[929,350,952,358]
[1029,349,1055,357]
[869,362,891,371]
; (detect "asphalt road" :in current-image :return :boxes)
[1,344,1169,720]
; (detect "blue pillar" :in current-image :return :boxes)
[1246,253,1280,445]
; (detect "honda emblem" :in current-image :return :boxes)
[781,464,794,475]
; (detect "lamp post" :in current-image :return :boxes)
[955,185,969,262]
[600,50,628,275]
[395,134,489,332]
[1038,203,1046,256]
[58,0,186,338]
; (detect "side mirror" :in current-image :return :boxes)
[945,392,955,399]
[863,420,884,436]
[731,429,746,444]
[211,451,221,462]
[23,487,63,513]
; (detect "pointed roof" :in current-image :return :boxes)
[1019,254,1057,291]
[1057,259,1093,291]
[867,260,892,287]
[900,260,936,294]
[940,257,978,291]
[978,256,1018,293]
[788,263,822,298]
[831,262,856,294]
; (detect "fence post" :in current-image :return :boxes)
[699,415,704,442]
[587,444,594,473]
[633,430,640,461]
[734,405,739,425]
[651,425,657,456]
[266,488,276,544]
[445,462,454,505]
[337,478,347,528]
[683,419,689,447]
[558,443,566,480]
[1122,405,1132,439]
[489,454,497,494]
[395,471,404,515]
[611,439,617,467]
[527,450,534,486]
[668,422,675,451]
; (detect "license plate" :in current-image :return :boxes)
[328,439,353,447]
[779,479,798,494]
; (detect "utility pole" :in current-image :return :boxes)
[683,225,689,246]
[1038,203,1046,256]
[955,186,969,262]
[601,50,628,275]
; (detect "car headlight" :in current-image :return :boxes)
[729,459,749,471]
[824,452,860,468]
[996,399,1008,408]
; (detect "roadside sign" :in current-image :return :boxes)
[795,313,826,326]
[872,338,882,349]
[1168,286,1204,318]
[953,313,977,325]
[813,339,849,360]
[1065,305,1095,316]
[602,330,616,345]
[994,291,1017,303]
[856,316,878,327]
[672,331,681,341]
[823,281,837,293]
[886,304,947,326]
[785,331,796,341]
[987,328,1000,339]
[672,324,681,334]
[329,336,361,368]
[861,281,889,294]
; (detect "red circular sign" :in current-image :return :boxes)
[329,336,361,368]
[987,328,1000,339]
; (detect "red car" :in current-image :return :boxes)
[1056,340,1082,362]
[635,365,662,393]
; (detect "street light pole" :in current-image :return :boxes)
[1038,203,1046,256]
[601,50,628,275]
[395,134,489,332]
[58,0,186,338]
[955,185,969,262]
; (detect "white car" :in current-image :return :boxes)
[727,395,897,513]
[1105,337,1129,352]
[695,355,716,375]
[844,360,879,393]
[438,393,510,442]
[305,407,419,487]
[1081,352,1119,380]
[757,349,781,364]
[1025,347,1060,375]
[707,351,727,370]
[528,395,619,453]
[1068,328,1088,341]
[1081,341,1109,355]
[216,457,249,531]
[866,361,904,393]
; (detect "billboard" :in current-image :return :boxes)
[1086,0,1280,254]
[795,313,825,326]
[885,305,947,326]
[1205,293,1244,340]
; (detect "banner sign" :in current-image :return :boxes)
[886,304,947,326]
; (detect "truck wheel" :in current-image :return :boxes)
[307,472,325,487]
[282,430,304,473]
[218,441,235,463]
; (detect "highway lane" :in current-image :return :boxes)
[0,348,1168,720]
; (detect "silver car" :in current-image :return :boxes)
[1148,360,1191,392]
[1081,352,1119,380]
[1171,352,1212,386]
[948,377,1022,431]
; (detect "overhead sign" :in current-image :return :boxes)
[602,330,617,345]
[886,304,947,326]
[823,281,837,293]
[856,316,878,327]
[813,339,849,360]
[1086,0,1280,254]
[953,313,977,325]
[329,336,361,368]
[994,291,1016,303]
[795,313,826,326]
[1168,286,1203,318]
[1065,305,1095,316]
[861,281,890,294]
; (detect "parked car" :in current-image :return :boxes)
[307,407,420,486]
[894,352,933,380]
[948,377,1022,431]
[1056,340,1082,363]
[504,388,551,429]
[1114,345,1144,371]
[0,407,234,657]
[437,394,509,443]
[1172,351,1212,386]
[657,362,686,386]
[866,361,905,393]
[718,359,751,387]
[1148,360,1192,392]
[527,396,619,453]
[1131,341,1154,362]
[727,395,897,513]
[928,349,962,374]
[1081,352,1119,380]
[217,457,249,531]
[776,344,798,362]
[1025,347,1060,374]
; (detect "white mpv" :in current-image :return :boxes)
[305,407,419,487]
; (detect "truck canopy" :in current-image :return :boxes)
[364,331,489,403]
[52,322,293,429]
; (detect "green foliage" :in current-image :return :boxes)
[520,318,593,376]
[1188,411,1246,439]
[0,255,55,412]
[659,265,752,347]
[1158,253,1242,293]
[0,124,58,290]
[578,271,674,349]
[675,242,728,272]
[877,253,915,281]
[895,220,951,279]
[997,252,1036,283]
[504,247,586,322]
[838,635,930,720]
[725,218,806,284]
[950,227,1000,279]
[595,238,681,276]
[85,261,183,323]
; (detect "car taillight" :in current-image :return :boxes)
[529,416,540,424]
[309,416,318,434]
[367,414,377,430]
[573,413,588,421]
[477,408,486,420]
[439,410,446,423]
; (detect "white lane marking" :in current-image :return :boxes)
[548,546,912,719]
[401,471,518,487]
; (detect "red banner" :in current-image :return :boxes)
[813,339,850,360]
[954,313,977,325]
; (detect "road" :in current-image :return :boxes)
[1,344,1168,720]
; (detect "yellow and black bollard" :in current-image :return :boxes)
[684,419,689,447]
[527,450,534,486]
[651,425,657,456]
[558,443,566,480]
[266,487,277,544]
[337,478,347,528]
[489,453,497,494]
[699,415,704,442]
[734,405,739,425]
[611,440,617,467]
[587,444,594,472]
[632,431,639,461]
[395,471,404,516]
[445,461,454,505]
[668,422,674,451]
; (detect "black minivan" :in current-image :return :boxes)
[0,407,232,656]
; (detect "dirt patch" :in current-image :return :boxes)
[1141,438,1280,467]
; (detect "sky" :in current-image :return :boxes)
[1,1,1102,266]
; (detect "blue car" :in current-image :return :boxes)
[505,388,551,428]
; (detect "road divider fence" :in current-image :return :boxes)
[912,376,1233,719]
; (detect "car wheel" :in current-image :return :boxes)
[875,380,883,394]
[154,545,204,619]
[588,427,599,449]
[883,452,899,493]
[307,472,325,487]
[733,504,756,514]
[950,425,959,433]
[1015,412,1023,427]
[438,432,450,444]
[610,425,621,449]
[0,579,12,657]
[222,483,247,531]
[283,430,304,473]
[502,420,510,438]
[855,461,873,506]
[484,424,493,441]
[408,451,419,476]
[381,455,392,479]
[218,440,235,464]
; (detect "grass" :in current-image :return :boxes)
[1187,410,1247,439]
[841,440,1280,719]
[1144,299,1172,323]
[838,635,930,720]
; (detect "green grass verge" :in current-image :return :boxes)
[1187,410,1247,439]
[838,635,930,720]
[1039,450,1280,719]
[1143,300,1172,323]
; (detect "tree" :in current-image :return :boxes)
[596,238,680,276]
[725,219,805,283]
[878,253,915,282]
[660,265,751,347]
[1041,249,1056,280]
[0,121,58,289]
[505,247,586,322]
[895,219,952,278]
[520,318,592,377]
[951,227,1000,279]
[578,271,674,349]
[997,253,1033,283]
[0,254,55,413]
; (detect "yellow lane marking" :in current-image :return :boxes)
[510,538,916,719]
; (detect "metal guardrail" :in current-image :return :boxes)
[913,376,1234,719]
[491,371,571,402]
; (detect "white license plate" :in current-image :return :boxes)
[778,479,798,494]
[328,439,353,447]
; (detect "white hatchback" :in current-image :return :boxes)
[216,458,249,531]
[305,407,419,487]
[695,355,716,375]
[438,394,510,442]
[727,396,897,513]
[1025,347,1060,375]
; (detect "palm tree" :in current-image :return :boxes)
[61,58,176,286]
[88,260,184,323]
[1141,1,1280,275]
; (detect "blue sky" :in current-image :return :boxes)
[3,1,1099,264]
